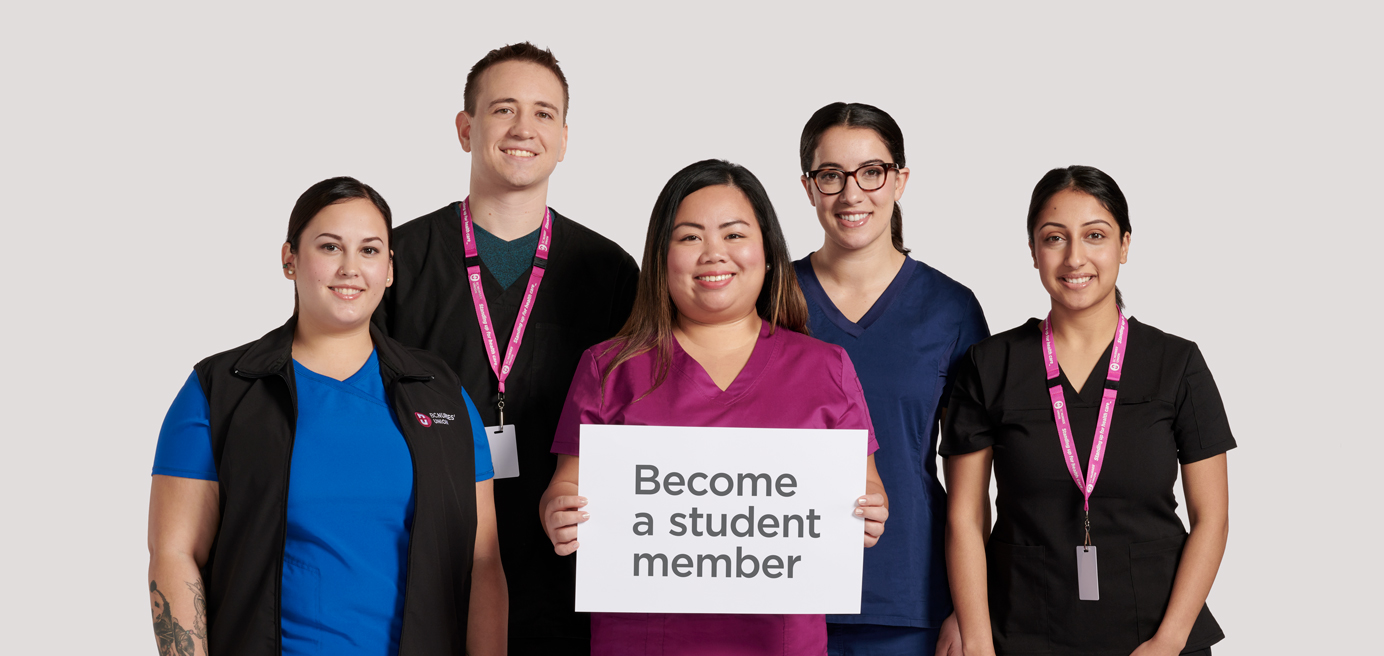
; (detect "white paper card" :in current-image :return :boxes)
[1076,545,1100,601]
[575,424,867,615]
[485,424,520,479]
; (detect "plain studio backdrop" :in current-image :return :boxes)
[1,1,1378,653]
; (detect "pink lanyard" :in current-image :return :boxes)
[460,197,552,424]
[1040,311,1128,544]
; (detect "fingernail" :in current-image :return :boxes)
[854,508,865,516]
[580,512,590,520]
[578,498,588,506]
[857,497,868,505]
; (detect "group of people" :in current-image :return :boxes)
[147,43,1235,656]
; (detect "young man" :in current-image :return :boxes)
[376,43,639,655]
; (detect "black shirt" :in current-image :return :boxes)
[940,317,1234,656]
[376,203,639,654]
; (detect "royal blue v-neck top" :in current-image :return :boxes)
[794,255,989,628]
[153,350,494,656]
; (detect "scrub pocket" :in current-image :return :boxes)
[986,540,1051,653]
[280,552,323,654]
[1129,534,1224,650]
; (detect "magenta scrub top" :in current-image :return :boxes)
[552,319,880,656]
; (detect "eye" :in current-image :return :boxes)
[320,243,341,252]
[363,246,380,255]
[538,111,553,120]
[495,107,513,115]
[860,167,883,180]
[1086,231,1105,240]
[818,171,842,183]
[1044,234,1065,243]
[677,233,700,242]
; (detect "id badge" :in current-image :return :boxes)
[1076,545,1099,601]
[485,424,520,479]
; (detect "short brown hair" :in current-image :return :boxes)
[463,42,570,121]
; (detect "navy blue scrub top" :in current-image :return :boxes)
[153,350,494,656]
[795,255,989,628]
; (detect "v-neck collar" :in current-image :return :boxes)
[671,319,781,403]
[796,255,916,338]
[1040,317,1140,406]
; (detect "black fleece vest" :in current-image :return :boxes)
[194,319,477,655]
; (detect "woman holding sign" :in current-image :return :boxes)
[795,102,987,656]
[540,159,889,655]
[941,166,1233,655]
[147,177,506,656]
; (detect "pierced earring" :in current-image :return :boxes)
[282,263,291,269]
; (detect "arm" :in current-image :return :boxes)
[944,448,996,656]
[1129,453,1229,656]
[539,454,587,555]
[858,454,889,547]
[467,479,507,656]
[148,475,219,656]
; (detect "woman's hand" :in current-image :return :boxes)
[935,612,963,656]
[856,493,888,547]
[538,454,585,556]
[541,494,588,556]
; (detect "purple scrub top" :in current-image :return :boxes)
[553,318,879,656]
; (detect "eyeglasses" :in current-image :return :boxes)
[804,163,899,195]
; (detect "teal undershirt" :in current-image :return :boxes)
[473,223,541,289]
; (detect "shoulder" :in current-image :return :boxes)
[550,210,638,272]
[967,318,1041,363]
[1126,317,1201,371]
[774,327,850,368]
[394,203,457,240]
[909,259,983,310]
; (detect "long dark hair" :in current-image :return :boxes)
[799,102,909,254]
[286,176,393,313]
[1026,165,1132,310]
[603,159,809,395]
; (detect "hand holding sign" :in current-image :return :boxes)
[540,455,586,556]
[856,491,889,548]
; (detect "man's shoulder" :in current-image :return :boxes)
[550,209,637,268]
[394,203,459,241]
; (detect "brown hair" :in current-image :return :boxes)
[602,159,809,398]
[463,42,570,121]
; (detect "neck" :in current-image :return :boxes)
[467,178,549,240]
[810,235,906,289]
[291,314,375,372]
[1048,294,1120,350]
[674,311,762,353]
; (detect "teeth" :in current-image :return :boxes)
[1063,276,1092,284]
[504,149,536,157]
[332,287,362,295]
[838,213,870,223]
[698,274,733,282]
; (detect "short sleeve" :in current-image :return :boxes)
[939,346,997,456]
[940,293,991,409]
[152,371,218,481]
[462,387,494,482]
[551,349,606,456]
[1173,344,1237,464]
[837,350,880,455]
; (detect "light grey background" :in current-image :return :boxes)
[2,1,1378,653]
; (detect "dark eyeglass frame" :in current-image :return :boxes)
[804,163,901,195]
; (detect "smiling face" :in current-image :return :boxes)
[282,198,393,333]
[457,60,569,193]
[666,185,767,327]
[1030,188,1131,314]
[802,126,908,253]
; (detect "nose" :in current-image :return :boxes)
[509,111,536,139]
[697,234,728,264]
[339,252,361,277]
[1065,238,1087,268]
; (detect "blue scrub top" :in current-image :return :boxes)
[795,256,988,628]
[153,350,494,656]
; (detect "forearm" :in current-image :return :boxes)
[1152,515,1228,649]
[466,554,508,655]
[148,553,211,656]
[946,522,994,655]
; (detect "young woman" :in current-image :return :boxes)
[942,166,1233,656]
[147,177,506,656]
[796,102,986,656]
[539,159,889,655]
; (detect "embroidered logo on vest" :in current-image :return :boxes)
[415,412,432,427]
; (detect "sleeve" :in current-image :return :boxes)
[550,349,607,457]
[837,349,880,455]
[151,371,218,481]
[940,292,991,409]
[1172,343,1237,464]
[939,346,997,456]
[462,386,494,482]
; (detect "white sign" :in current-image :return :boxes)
[575,424,867,615]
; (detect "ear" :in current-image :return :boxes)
[281,242,296,279]
[1119,231,1131,264]
[557,122,569,162]
[801,175,817,207]
[1029,239,1038,269]
[387,251,395,287]
[893,166,910,203]
[456,111,474,153]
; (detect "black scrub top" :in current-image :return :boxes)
[940,317,1234,656]
[376,204,639,655]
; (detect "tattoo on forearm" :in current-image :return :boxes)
[150,579,208,656]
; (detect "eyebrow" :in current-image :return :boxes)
[672,219,750,231]
[314,233,383,243]
[814,158,885,170]
[488,97,561,114]
[1038,218,1114,230]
